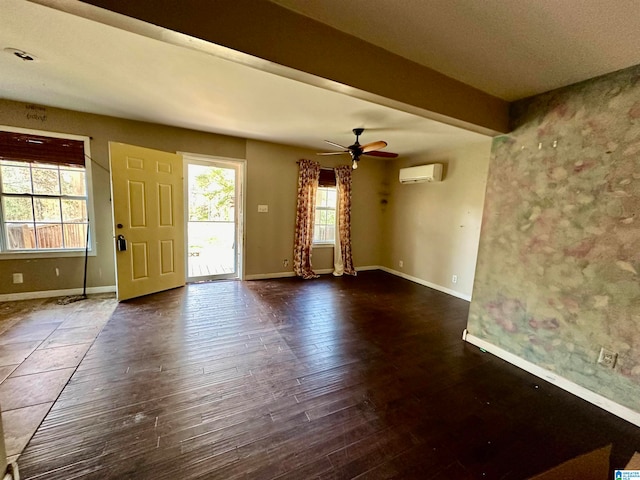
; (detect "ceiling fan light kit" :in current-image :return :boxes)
[317,128,398,169]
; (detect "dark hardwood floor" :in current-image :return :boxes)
[17,271,640,479]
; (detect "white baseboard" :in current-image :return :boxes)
[244,265,381,281]
[379,266,471,301]
[463,330,640,427]
[355,265,379,272]
[0,285,116,302]
[315,268,334,275]
[244,271,296,280]
[244,266,470,305]
[0,267,462,300]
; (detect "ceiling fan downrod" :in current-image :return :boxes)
[350,128,365,168]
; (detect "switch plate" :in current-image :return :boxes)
[258,204,268,213]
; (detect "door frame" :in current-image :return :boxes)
[181,152,246,282]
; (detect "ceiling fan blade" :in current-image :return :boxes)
[324,140,349,150]
[317,151,349,156]
[361,140,387,153]
[364,150,398,158]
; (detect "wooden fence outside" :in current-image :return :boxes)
[7,223,87,249]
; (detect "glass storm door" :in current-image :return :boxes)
[185,158,242,282]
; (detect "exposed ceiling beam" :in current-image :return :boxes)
[74,0,509,135]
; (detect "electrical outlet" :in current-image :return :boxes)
[13,273,23,284]
[399,260,403,268]
[452,275,458,284]
[283,259,289,267]
[598,347,618,368]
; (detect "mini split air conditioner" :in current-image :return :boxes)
[398,163,443,184]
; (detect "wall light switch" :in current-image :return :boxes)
[258,205,268,213]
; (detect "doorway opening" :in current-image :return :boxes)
[183,154,244,282]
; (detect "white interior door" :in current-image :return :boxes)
[109,142,185,301]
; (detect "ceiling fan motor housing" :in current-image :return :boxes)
[348,146,362,159]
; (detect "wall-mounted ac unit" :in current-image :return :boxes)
[399,163,443,184]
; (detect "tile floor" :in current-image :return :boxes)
[0,294,117,464]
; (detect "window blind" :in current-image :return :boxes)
[0,131,85,167]
[318,168,336,187]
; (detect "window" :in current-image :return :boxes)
[314,186,337,244]
[0,127,93,255]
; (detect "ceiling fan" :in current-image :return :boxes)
[317,128,398,169]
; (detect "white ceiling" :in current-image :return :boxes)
[2,1,640,159]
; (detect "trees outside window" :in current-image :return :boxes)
[313,186,336,244]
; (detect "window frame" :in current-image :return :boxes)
[313,185,337,247]
[0,125,96,259]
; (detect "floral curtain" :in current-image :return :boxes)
[333,165,356,276]
[293,159,320,279]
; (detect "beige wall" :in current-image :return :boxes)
[0,99,244,295]
[244,140,387,276]
[383,141,492,298]
[0,100,389,294]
